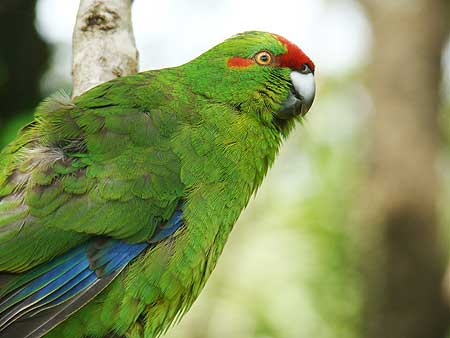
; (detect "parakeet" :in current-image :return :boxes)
[0,31,315,338]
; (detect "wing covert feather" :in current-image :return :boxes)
[0,75,185,272]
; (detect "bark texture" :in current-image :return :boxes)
[361,1,450,337]
[72,0,138,97]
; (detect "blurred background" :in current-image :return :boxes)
[1,0,450,337]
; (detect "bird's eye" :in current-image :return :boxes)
[300,64,311,74]
[254,51,273,66]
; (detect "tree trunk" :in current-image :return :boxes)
[72,0,138,97]
[361,1,450,337]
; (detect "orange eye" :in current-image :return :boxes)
[254,51,273,66]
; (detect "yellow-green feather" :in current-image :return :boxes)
[0,31,300,337]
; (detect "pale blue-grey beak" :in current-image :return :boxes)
[278,68,316,119]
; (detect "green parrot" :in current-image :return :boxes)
[0,31,315,338]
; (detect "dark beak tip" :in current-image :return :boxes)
[301,98,315,117]
[277,84,315,119]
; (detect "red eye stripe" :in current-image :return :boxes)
[227,57,255,68]
[226,34,315,71]
[273,34,315,73]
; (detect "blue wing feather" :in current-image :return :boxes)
[149,208,184,243]
[0,203,185,337]
[102,242,148,276]
[0,247,88,314]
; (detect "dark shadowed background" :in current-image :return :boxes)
[1,1,450,337]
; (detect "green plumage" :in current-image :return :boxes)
[0,31,307,338]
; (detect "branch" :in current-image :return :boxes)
[72,0,138,98]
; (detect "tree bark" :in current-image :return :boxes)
[72,0,138,97]
[360,1,450,337]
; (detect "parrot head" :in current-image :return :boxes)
[184,31,315,127]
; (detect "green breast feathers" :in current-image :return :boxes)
[0,31,315,338]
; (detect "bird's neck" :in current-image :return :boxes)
[174,103,283,243]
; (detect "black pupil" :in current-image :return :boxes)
[260,54,269,62]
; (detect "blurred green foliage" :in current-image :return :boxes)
[0,112,33,148]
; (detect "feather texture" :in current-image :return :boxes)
[0,204,185,338]
[0,31,313,338]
